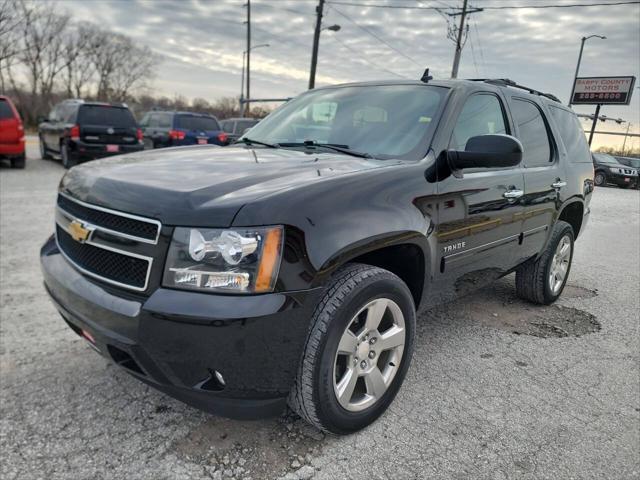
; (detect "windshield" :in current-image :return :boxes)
[243,84,447,159]
[78,105,136,127]
[594,153,618,164]
[176,115,220,131]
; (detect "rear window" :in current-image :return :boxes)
[0,99,14,119]
[549,106,591,163]
[78,105,136,127]
[175,115,220,131]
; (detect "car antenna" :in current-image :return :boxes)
[420,68,433,83]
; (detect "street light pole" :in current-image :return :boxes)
[240,44,269,116]
[309,0,325,90]
[568,34,606,105]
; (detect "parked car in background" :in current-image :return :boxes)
[221,117,260,144]
[0,96,26,169]
[139,111,227,149]
[615,156,640,189]
[592,152,638,188]
[39,100,144,168]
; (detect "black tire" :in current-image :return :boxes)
[515,220,574,305]
[594,171,606,187]
[10,154,25,169]
[39,135,52,160]
[288,263,416,435]
[61,142,76,169]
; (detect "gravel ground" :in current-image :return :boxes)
[1,140,639,480]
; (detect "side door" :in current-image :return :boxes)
[508,97,563,264]
[434,91,525,299]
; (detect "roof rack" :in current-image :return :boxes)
[467,78,561,103]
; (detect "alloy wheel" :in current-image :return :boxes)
[333,297,406,412]
[549,234,571,295]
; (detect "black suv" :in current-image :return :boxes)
[139,111,227,149]
[592,152,638,188]
[221,117,260,145]
[39,100,144,168]
[40,78,593,434]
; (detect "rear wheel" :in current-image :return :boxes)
[10,154,25,169]
[39,135,52,160]
[61,142,76,169]
[515,220,574,305]
[289,264,416,434]
[594,171,606,186]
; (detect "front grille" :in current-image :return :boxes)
[57,194,158,242]
[56,226,149,289]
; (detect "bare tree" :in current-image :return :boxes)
[16,0,70,120]
[62,25,94,98]
[0,0,23,92]
[86,28,159,101]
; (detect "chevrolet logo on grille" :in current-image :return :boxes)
[68,220,92,243]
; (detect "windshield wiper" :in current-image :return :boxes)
[278,140,373,159]
[238,137,279,148]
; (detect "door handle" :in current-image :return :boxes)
[503,189,524,199]
[551,180,567,189]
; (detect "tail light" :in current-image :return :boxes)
[169,130,185,140]
[217,132,228,144]
[69,125,80,141]
[136,128,143,142]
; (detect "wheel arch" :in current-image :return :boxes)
[558,200,584,238]
[315,232,430,310]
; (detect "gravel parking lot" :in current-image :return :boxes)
[1,139,639,480]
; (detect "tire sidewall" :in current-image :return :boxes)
[313,275,416,434]
[542,223,574,303]
[39,136,46,159]
[594,171,606,186]
[61,142,74,169]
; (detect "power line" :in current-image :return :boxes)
[328,1,640,9]
[329,35,411,78]
[329,5,423,66]
[473,20,487,77]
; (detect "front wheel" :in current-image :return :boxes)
[515,220,574,305]
[10,154,25,169]
[289,264,416,434]
[594,171,606,186]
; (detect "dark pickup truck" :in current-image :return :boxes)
[40,78,593,435]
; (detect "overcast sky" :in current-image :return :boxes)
[60,0,640,150]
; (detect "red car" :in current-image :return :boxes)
[0,96,26,168]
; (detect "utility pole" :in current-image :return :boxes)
[309,0,325,90]
[448,0,482,79]
[568,35,606,105]
[622,122,631,154]
[245,0,251,114]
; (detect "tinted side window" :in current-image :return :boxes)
[450,94,508,151]
[511,98,552,167]
[139,113,150,127]
[222,121,234,133]
[548,106,591,163]
[158,113,172,129]
[78,105,136,127]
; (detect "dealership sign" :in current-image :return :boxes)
[571,76,636,105]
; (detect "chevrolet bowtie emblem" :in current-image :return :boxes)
[68,220,92,243]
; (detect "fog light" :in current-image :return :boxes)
[214,370,225,386]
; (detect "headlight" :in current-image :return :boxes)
[163,226,283,293]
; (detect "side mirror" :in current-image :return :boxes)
[448,134,523,170]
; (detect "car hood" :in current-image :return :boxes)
[60,145,391,227]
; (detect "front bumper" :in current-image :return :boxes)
[69,140,144,161]
[607,172,638,188]
[40,236,323,419]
